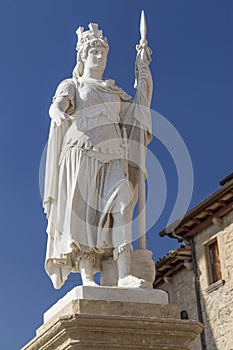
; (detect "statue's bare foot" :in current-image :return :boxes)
[118,275,149,288]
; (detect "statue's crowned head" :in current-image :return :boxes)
[73,23,109,77]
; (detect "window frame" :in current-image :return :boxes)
[205,238,222,286]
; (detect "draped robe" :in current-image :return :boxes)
[43,76,152,288]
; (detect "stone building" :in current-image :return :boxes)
[154,173,233,350]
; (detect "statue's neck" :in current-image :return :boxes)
[82,68,103,80]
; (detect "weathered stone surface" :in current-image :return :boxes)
[43,286,168,323]
[194,210,233,350]
[22,298,202,350]
[157,209,233,350]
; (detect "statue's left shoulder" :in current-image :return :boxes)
[106,79,131,102]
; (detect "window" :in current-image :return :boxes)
[207,239,222,285]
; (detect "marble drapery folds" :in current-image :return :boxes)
[43,77,152,288]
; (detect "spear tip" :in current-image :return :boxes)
[140,9,147,42]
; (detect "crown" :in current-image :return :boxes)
[76,23,108,51]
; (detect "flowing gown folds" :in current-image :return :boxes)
[43,76,152,288]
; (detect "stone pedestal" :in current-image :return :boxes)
[22,287,202,350]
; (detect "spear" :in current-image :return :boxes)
[136,10,151,250]
[134,10,151,88]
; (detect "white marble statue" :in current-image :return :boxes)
[43,18,153,289]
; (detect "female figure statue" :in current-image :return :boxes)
[43,23,152,289]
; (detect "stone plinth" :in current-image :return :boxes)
[22,287,202,350]
[43,286,169,323]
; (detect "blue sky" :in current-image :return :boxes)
[0,0,232,348]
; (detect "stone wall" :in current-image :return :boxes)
[194,210,233,350]
[157,209,233,350]
[157,264,201,350]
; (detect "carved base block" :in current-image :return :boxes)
[22,287,202,350]
[101,249,156,287]
[131,249,156,283]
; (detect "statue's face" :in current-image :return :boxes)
[85,46,108,72]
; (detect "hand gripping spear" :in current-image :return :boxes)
[135,10,152,250]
